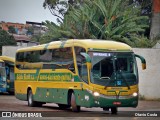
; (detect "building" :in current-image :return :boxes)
[12,34,39,47]
[0,22,30,35]
[1,21,46,57]
[26,21,47,35]
[2,34,39,58]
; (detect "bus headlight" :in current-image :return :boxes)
[132,92,138,97]
[93,92,100,97]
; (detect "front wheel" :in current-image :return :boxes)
[111,107,118,114]
[71,93,80,112]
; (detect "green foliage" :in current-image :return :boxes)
[8,26,16,34]
[0,29,16,55]
[43,0,85,23]
[30,34,53,44]
[139,94,145,100]
[153,34,160,41]
[27,26,34,35]
[42,0,151,47]
[130,36,156,48]
[39,35,54,44]
[43,0,68,23]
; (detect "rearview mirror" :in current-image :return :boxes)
[135,54,146,70]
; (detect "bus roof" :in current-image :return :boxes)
[17,39,132,52]
[0,56,15,63]
[0,59,4,62]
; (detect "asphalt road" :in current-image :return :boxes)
[0,94,160,119]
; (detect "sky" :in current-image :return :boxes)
[0,0,57,24]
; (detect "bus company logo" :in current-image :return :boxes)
[2,112,11,117]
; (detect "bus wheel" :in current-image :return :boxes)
[8,91,14,95]
[58,104,70,109]
[71,93,80,112]
[28,90,36,107]
[103,107,109,111]
[111,107,117,114]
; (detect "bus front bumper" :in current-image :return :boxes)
[91,94,138,108]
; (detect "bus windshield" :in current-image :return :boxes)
[89,52,138,87]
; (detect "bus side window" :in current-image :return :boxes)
[16,52,24,62]
[68,63,75,73]
[78,63,88,84]
[52,47,75,72]
[16,52,24,69]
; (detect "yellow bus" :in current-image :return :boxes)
[0,56,15,94]
[15,39,146,114]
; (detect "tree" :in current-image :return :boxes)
[0,29,16,55]
[43,0,84,23]
[129,0,152,38]
[27,26,34,35]
[150,0,160,40]
[43,0,68,23]
[43,0,149,47]
[8,26,16,34]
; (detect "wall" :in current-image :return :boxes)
[133,48,160,100]
[2,46,23,58]
[2,42,38,58]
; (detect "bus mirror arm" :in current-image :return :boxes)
[135,54,146,70]
[80,53,91,63]
[80,53,92,70]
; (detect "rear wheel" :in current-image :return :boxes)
[111,107,118,114]
[8,91,14,95]
[28,90,37,107]
[71,93,80,112]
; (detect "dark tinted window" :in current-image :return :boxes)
[52,48,74,72]
[16,52,24,62]
[16,47,74,72]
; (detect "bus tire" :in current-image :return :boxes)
[103,107,109,111]
[58,104,70,109]
[28,90,36,107]
[8,91,14,95]
[71,93,80,112]
[36,102,43,107]
[111,107,117,114]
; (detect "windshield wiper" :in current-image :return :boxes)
[93,74,110,80]
[100,77,110,80]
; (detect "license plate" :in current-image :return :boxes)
[113,101,121,105]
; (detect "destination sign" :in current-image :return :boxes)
[93,53,112,57]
